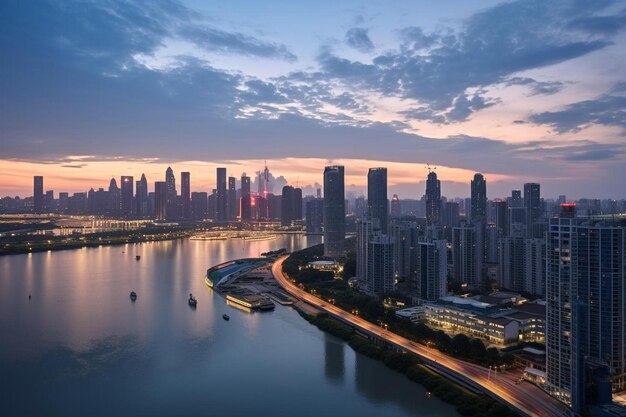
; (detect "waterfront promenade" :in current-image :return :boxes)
[271,255,569,417]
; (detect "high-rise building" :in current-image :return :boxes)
[44,190,54,212]
[281,185,294,226]
[240,173,251,221]
[207,189,217,220]
[546,204,626,411]
[356,219,374,286]
[416,239,447,301]
[58,192,69,213]
[181,172,191,219]
[108,178,120,216]
[510,190,523,207]
[425,171,441,224]
[494,199,508,237]
[524,183,541,238]
[165,167,177,220]
[33,176,44,213]
[499,235,545,295]
[306,198,324,234]
[390,194,401,217]
[388,221,412,280]
[293,187,303,221]
[323,166,345,258]
[574,221,626,397]
[228,176,237,220]
[154,181,167,221]
[442,202,460,228]
[470,173,487,224]
[367,167,388,232]
[366,234,395,295]
[280,185,303,226]
[216,168,227,222]
[135,174,148,218]
[120,176,133,218]
[452,223,484,290]
[545,205,580,409]
[191,192,208,219]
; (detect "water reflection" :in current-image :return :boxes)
[355,353,456,416]
[324,334,345,383]
[0,235,458,417]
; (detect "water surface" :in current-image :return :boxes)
[0,236,459,417]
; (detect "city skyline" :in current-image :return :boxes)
[2,0,626,198]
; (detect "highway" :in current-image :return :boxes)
[272,255,569,417]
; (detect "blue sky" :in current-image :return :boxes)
[1,0,625,198]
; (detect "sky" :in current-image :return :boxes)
[1,0,625,199]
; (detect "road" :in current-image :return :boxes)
[272,255,569,417]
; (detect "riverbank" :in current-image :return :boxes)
[0,226,195,255]
[298,310,517,417]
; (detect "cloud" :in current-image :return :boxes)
[179,26,297,61]
[504,77,566,96]
[345,28,375,53]
[318,0,615,119]
[529,83,626,133]
[567,8,626,35]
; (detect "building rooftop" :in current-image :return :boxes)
[439,295,493,310]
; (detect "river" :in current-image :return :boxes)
[0,235,459,417]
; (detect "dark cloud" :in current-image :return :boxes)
[518,141,624,162]
[505,77,566,96]
[567,9,626,35]
[345,28,375,53]
[180,26,297,61]
[444,93,500,122]
[318,0,615,119]
[529,84,626,133]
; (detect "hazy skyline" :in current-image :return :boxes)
[1,0,625,198]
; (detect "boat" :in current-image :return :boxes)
[130,291,137,301]
[188,293,197,307]
[222,314,230,321]
[135,255,141,260]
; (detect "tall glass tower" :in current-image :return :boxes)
[367,167,388,232]
[323,166,345,258]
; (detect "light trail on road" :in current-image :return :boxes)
[272,255,569,417]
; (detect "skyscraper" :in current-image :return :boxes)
[120,176,133,218]
[366,234,395,295]
[281,185,294,226]
[546,204,626,411]
[154,181,167,221]
[228,176,237,220]
[470,173,487,224]
[191,192,208,219]
[452,223,484,290]
[425,171,441,225]
[108,178,120,216]
[216,168,227,222]
[323,166,345,258]
[390,194,401,217]
[240,173,251,221]
[33,176,44,213]
[367,167,388,232]
[181,172,191,219]
[494,199,508,237]
[416,239,447,301]
[165,167,177,220]
[135,174,148,218]
[524,183,541,238]
[306,198,324,234]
